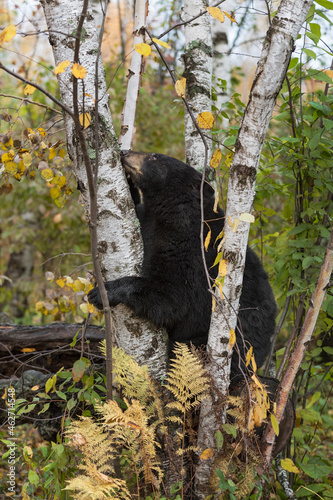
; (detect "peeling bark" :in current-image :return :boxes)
[40,0,167,379]
[195,0,313,496]
[183,0,213,169]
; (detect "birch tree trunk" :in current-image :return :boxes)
[183,0,213,170]
[195,0,313,496]
[40,0,168,379]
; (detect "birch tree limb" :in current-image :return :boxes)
[183,0,213,170]
[40,0,168,379]
[195,0,313,496]
[119,0,148,151]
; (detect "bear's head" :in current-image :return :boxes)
[121,151,214,203]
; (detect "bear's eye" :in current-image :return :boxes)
[150,154,158,161]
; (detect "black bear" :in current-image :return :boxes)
[88,151,277,378]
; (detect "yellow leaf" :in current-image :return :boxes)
[200,448,214,460]
[37,127,47,137]
[5,162,17,175]
[80,303,89,314]
[210,148,222,169]
[251,355,257,373]
[218,259,228,277]
[41,168,54,181]
[71,63,87,79]
[204,229,211,251]
[50,187,61,199]
[22,152,32,167]
[239,213,255,223]
[134,43,152,56]
[1,151,14,162]
[281,458,300,474]
[229,217,240,233]
[73,279,86,292]
[213,190,219,213]
[58,149,66,158]
[229,328,236,350]
[56,277,66,288]
[31,385,40,391]
[223,11,237,23]
[153,37,171,49]
[49,148,57,160]
[212,296,216,312]
[271,414,279,436]
[0,25,16,46]
[206,7,225,23]
[79,112,92,129]
[57,175,67,188]
[245,346,253,366]
[54,60,71,75]
[197,111,215,130]
[65,276,74,285]
[24,84,36,96]
[175,77,186,98]
[21,348,36,353]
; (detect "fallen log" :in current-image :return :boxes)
[0,323,105,377]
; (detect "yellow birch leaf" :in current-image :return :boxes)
[22,152,32,167]
[73,279,86,292]
[24,84,36,96]
[197,111,215,130]
[213,190,219,213]
[206,7,225,23]
[210,148,222,169]
[1,151,14,162]
[229,328,236,350]
[271,414,280,436]
[218,259,228,277]
[223,11,237,23]
[49,148,57,160]
[37,127,47,137]
[212,296,216,312]
[204,229,211,251]
[31,385,39,391]
[251,355,257,373]
[80,303,89,314]
[54,60,71,75]
[18,160,25,172]
[281,458,300,474]
[175,77,186,98]
[71,63,87,79]
[65,276,74,285]
[21,348,36,353]
[41,169,54,181]
[58,149,66,158]
[152,37,171,49]
[79,112,92,129]
[57,175,67,188]
[239,213,255,223]
[230,217,240,233]
[323,69,333,79]
[253,404,265,427]
[200,448,214,460]
[134,43,152,56]
[0,25,16,45]
[50,187,61,199]
[5,162,17,175]
[56,277,66,288]
[245,346,253,366]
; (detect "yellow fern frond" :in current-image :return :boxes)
[165,343,209,413]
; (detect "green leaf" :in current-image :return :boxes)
[214,430,224,451]
[303,48,317,60]
[307,68,333,83]
[28,470,39,486]
[299,408,321,423]
[299,458,331,480]
[72,358,86,382]
[314,0,333,8]
[322,117,333,130]
[222,423,237,438]
[302,256,315,269]
[309,23,321,38]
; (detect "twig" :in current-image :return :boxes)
[0,93,62,114]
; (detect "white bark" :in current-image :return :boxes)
[183,0,212,170]
[119,0,148,151]
[196,0,313,496]
[40,0,168,379]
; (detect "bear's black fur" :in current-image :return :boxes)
[88,152,277,377]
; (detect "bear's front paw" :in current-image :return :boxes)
[87,286,103,310]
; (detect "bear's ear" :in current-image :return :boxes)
[189,176,215,200]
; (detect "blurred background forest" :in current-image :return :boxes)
[0,0,332,498]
